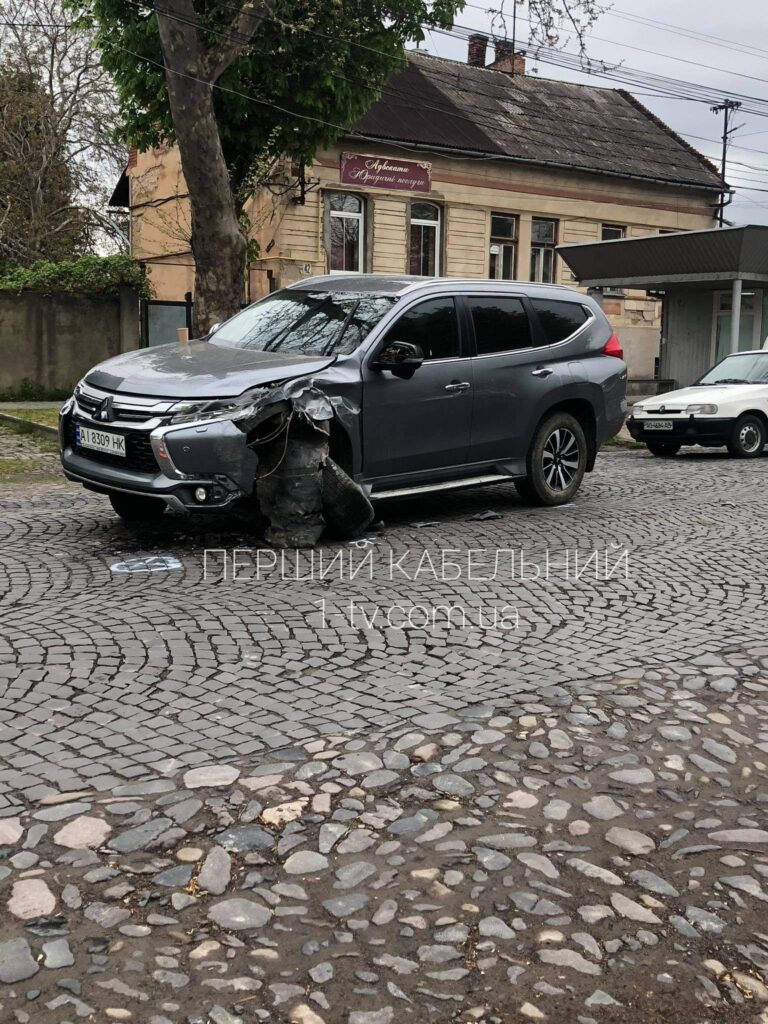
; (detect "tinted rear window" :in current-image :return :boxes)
[531,300,589,344]
[469,297,531,354]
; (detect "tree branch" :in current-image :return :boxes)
[200,0,276,82]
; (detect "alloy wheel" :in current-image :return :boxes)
[542,427,580,491]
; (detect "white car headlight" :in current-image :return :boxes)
[686,404,718,415]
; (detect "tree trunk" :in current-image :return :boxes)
[155,5,247,335]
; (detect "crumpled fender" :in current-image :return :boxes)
[232,378,372,547]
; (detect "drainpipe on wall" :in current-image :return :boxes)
[730,278,742,354]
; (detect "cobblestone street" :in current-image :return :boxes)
[2,444,768,1022]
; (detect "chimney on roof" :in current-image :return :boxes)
[467,33,488,67]
[490,39,526,75]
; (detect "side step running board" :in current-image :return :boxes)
[372,473,514,500]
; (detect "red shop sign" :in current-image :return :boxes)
[340,153,432,193]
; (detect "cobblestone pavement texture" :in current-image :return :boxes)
[0,423,60,483]
[2,448,768,1021]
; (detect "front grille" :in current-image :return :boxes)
[74,392,100,417]
[65,416,159,474]
[75,388,169,424]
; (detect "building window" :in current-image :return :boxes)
[328,192,364,273]
[489,214,517,279]
[530,218,557,283]
[409,202,441,276]
[601,224,626,241]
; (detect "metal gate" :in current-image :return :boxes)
[140,292,193,347]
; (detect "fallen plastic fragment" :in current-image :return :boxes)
[109,555,183,574]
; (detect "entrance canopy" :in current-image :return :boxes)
[558,224,768,290]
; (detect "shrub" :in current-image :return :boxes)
[0,254,152,300]
[0,378,73,401]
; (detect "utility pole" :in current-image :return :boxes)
[710,99,742,227]
[511,0,517,76]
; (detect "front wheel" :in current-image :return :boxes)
[109,493,167,523]
[727,414,766,459]
[646,441,681,457]
[515,412,587,507]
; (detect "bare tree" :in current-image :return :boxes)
[487,0,609,52]
[0,0,127,262]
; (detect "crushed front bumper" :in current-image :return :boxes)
[60,409,258,513]
[627,415,734,447]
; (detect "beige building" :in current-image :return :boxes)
[114,38,723,377]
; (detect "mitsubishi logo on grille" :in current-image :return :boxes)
[95,396,114,422]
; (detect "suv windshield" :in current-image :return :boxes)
[698,352,768,385]
[212,290,395,356]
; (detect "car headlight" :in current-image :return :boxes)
[167,389,268,426]
[686,404,718,415]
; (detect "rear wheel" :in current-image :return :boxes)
[109,493,166,522]
[646,441,681,457]
[515,411,587,507]
[727,414,766,458]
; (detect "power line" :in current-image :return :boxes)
[118,0,723,187]
[606,7,768,62]
[6,2,764,204]
[8,5,768,119]
[460,3,768,92]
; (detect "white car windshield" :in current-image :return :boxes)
[212,290,395,356]
[698,352,768,385]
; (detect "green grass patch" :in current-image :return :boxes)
[0,455,59,482]
[3,407,61,428]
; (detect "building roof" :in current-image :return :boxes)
[352,52,723,192]
[558,224,768,288]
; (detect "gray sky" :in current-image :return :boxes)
[418,0,768,225]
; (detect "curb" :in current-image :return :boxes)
[0,412,58,439]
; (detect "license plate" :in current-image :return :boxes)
[644,419,674,431]
[76,423,126,456]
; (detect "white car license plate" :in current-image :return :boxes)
[76,423,126,457]
[645,419,673,431]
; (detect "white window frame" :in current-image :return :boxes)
[328,192,364,274]
[489,213,518,280]
[601,223,626,241]
[409,202,441,277]
[530,218,558,283]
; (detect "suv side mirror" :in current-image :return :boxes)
[371,340,424,379]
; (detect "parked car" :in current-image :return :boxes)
[59,275,627,522]
[628,349,768,458]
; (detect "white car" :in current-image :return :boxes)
[628,349,768,458]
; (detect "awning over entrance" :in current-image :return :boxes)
[557,224,768,290]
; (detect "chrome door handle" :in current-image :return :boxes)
[532,367,553,377]
[444,381,471,392]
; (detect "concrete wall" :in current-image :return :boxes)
[0,288,140,392]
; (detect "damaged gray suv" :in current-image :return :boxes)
[60,275,626,529]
